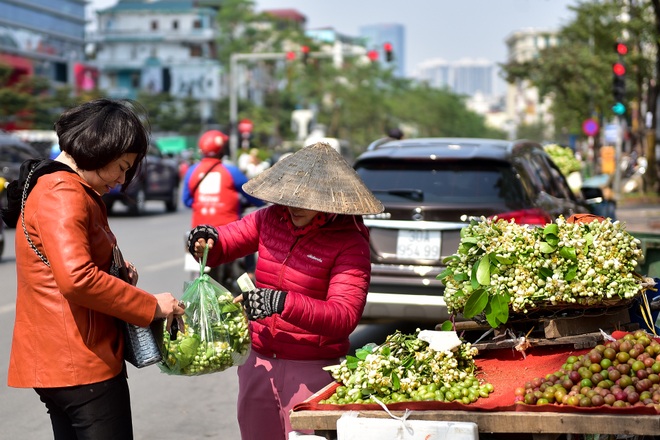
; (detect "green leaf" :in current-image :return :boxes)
[463,288,488,319]
[476,254,491,285]
[439,320,454,331]
[345,355,359,369]
[381,346,391,356]
[485,292,511,328]
[543,223,558,236]
[442,255,460,264]
[559,246,577,261]
[494,254,513,265]
[391,372,401,390]
[470,262,480,290]
[355,348,371,360]
[454,273,469,282]
[539,267,553,279]
[437,267,453,280]
[565,265,577,281]
[585,233,594,247]
[539,242,556,254]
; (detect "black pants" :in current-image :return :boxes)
[35,372,133,440]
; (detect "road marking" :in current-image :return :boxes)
[141,258,184,272]
[0,303,15,315]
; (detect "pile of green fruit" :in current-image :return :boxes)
[515,331,660,410]
[320,330,494,405]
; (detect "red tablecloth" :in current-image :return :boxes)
[293,330,658,416]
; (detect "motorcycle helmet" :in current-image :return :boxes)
[199,130,228,157]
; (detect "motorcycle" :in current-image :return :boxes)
[622,156,647,194]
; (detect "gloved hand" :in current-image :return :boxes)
[187,225,219,256]
[243,288,287,320]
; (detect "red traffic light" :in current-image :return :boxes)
[301,45,310,54]
[615,42,628,56]
[383,42,393,62]
[612,62,626,76]
[367,50,379,61]
[286,51,296,61]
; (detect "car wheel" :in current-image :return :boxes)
[165,185,178,212]
[127,187,147,216]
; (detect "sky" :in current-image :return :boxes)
[87,0,578,77]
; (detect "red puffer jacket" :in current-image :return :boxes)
[207,205,371,360]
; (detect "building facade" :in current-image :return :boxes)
[504,28,559,140]
[0,0,87,96]
[358,23,405,77]
[416,57,497,97]
[89,0,223,111]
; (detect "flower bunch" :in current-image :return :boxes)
[321,330,493,405]
[439,216,644,328]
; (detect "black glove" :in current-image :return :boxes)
[187,225,219,255]
[243,288,287,320]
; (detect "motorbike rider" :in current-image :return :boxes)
[182,130,263,283]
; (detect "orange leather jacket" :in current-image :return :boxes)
[8,170,158,388]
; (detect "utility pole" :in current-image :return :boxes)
[228,51,332,162]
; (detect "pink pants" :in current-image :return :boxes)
[236,349,338,440]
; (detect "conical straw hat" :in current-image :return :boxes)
[243,142,384,215]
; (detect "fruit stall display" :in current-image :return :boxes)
[291,330,660,437]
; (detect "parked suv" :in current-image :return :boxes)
[354,137,592,324]
[102,145,180,215]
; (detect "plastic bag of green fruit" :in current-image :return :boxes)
[159,247,251,376]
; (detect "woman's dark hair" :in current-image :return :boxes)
[54,98,150,190]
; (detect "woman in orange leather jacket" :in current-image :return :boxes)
[2,99,185,440]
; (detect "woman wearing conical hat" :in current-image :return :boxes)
[187,142,383,440]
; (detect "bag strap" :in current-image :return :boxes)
[21,163,50,267]
[189,160,222,195]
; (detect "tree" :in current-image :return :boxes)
[500,0,658,191]
[217,0,504,154]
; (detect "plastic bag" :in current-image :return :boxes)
[159,246,251,375]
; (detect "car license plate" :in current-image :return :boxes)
[396,230,440,259]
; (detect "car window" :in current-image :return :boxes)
[355,159,527,205]
[0,144,35,162]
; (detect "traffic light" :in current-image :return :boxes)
[301,45,310,65]
[367,50,379,62]
[612,41,627,115]
[383,42,393,62]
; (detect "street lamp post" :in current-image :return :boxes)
[228,50,334,162]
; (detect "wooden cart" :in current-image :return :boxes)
[290,407,660,439]
[291,310,660,439]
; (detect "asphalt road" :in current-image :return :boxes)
[0,201,418,439]
[0,204,242,440]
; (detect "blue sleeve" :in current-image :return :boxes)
[224,164,265,207]
[181,164,198,208]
